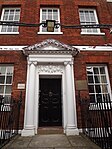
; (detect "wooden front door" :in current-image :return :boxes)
[39,78,62,127]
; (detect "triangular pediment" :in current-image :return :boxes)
[23,39,79,56]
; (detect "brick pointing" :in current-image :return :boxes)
[0,0,112,46]
[0,50,27,128]
[0,0,112,129]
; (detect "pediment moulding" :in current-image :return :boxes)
[23,39,79,56]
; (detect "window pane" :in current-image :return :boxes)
[95,85,101,93]
[0,85,4,94]
[5,85,12,94]
[102,85,108,93]
[7,67,13,75]
[85,11,90,22]
[88,85,94,93]
[90,11,96,22]
[95,76,100,83]
[14,14,20,21]
[0,66,13,97]
[0,67,6,74]
[48,9,52,20]
[53,10,58,20]
[10,9,14,15]
[3,14,8,20]
[13,26,18,32]
[86,67,93,74]
[4,10,9,15]
[93,67,99,74]
[100,67,105,74]
[16,9,20,14]
[6,76,12,84]
[0,76,5,84]
[90,94,96,103]
[4,96,11,104]
[92,28,97,33]
[79,11,85,22]
[96,94,102,102]
[7,26,13,32]
[101,76,107,83]
[1,26,7,32]
[9,15,14,21]
[103,94,110,102]
[42,14,46,20]
[88,76,94,83]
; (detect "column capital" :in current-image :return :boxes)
[28,61,38,66]
[64,61,74,66]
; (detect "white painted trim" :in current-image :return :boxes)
[22,53,79,136]
[0,32,19,35]
[38,32,63,34]
[81,32,105,35]
[74,46,112,51]
[107,0,112,2]
[0,46,25,51]
[0,45,112,51]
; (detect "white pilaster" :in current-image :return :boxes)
[21,61,37,136]
[64,61,79,135]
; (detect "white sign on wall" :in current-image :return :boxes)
[17,83,25,89]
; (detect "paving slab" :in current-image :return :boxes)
[68,135,100,149]
[29,134,71,148]
[2,134,101,149]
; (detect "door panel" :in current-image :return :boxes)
[39,78,62,127]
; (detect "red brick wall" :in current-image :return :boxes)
[0,0,112,46]
[0,50,27,128]
[0,0,112,129]
[74,51,112,128]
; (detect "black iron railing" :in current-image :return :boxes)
[80,96,112,149]
[0,93,22,148]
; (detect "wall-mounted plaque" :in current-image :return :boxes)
[75,80,88,91]
[17,83,25,89]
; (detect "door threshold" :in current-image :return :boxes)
[38,127,63,134]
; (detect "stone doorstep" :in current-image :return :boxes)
[38,127,63,134]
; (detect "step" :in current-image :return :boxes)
[38,127,63,134]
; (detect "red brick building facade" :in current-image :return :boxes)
[0,0,112,136]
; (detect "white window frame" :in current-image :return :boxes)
[38,8,63,34]
[79,8,105,35]
[107,0,112,2]
[0,65,14,104]
[86,65,112,103]
[0,8,20,34]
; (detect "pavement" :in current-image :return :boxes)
[3,134,101,149]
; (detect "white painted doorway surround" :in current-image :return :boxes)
[21,39,79,136]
